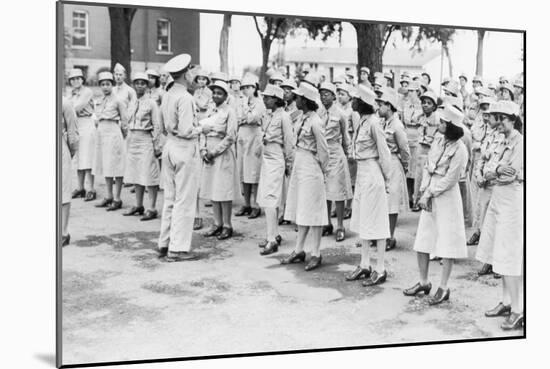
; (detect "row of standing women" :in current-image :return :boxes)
[61,53,524,331]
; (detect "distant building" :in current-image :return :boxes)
[62,3,200,82]
[272,46,443,86]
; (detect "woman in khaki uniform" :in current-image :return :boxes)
[193,68,212,122]
[318,82,353,242]
[199,81,239,240]
[93,72,129,211]
[337,83,360,219]
[404,104,468,305]
[376,88,411,251]
[61,99,79,246]
[147,69,165,106]
[257,85,295,255]
[471,102,504,276]
[476,101,524,330]
[67,68,97,202]
[346,85,392,286]
[122,72,162,221]
[412,91,440,211]
[235,74,266,219]
[281,83,329,271]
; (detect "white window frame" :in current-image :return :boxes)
[156,18,172,55]
[71,10,90,49]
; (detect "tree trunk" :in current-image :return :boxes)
[475,30,486,77]
[219,14,232,74]
[443,42,453,78]
[259,38,273,89]
[352,22,384,84]
[108,8,137,81]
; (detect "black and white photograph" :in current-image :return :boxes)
[56,0,526,366]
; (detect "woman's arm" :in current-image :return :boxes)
[210,108,237,157]
[72,88,93,113]
[150,101,161,153]
[426,143,468,198]
[312,119,329,172]
[371,121,392,182]
[394,124,411,171]
[281,113,295,172]
[339,112,351,157]
[245,99,266,125]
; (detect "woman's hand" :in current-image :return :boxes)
[418,191,432,211]
[201,123,212,135]
[200,149,211,164]
[497,165,516,177]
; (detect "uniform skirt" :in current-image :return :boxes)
[473,185,493,230]
[75,116,96,170]
[476,183,524,276]
[350,159,390,240]
[413,180,468,259]
[257,143,285,208]
[92,120,126,178]
[123,130,160,187]
[325,141,353,201]
[284,148,327,226]
[237,125,263,184]
[62,137,72,205]
[387,154,410,214]
[413,145,430,202]
[199,136,239,202]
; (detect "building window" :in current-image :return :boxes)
[72,11,89,48]
[157,19,171,53]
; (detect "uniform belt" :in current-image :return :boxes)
[405,123,420,128]
[77,114,93,118]
[98,119,119,123]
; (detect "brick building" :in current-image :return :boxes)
[62,2,200,83]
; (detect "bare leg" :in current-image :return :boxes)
[309,226,322,257]
[265,207,278,242]
[375,239,386,273]
[326,201,332,226]
[114,177,123,201]
[502,277,511,305]
[212,201,223,227]
[389,213,398,238]
[335,201,345,229]
[221,201,233,228]
[505,276,522,313]
[440,258,453,289]
[417,252,430,285]
[86,170,95,191]
[251,184,259,208]
[62,203,71,236]
[146,185,158,210]
[295,225,310,253]
[105,177,114,199]
[242,183,251,207]
[360,240,371,268]
[76,170,85,191]
[134,185,145,208]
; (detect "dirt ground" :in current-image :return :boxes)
[61,180,522,366]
